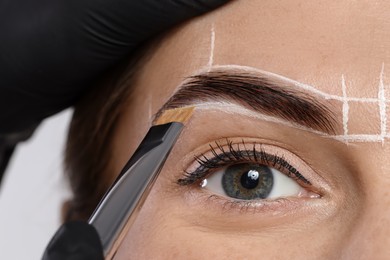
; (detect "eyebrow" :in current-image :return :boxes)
[154,70,337,135]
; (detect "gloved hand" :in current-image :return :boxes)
[1,1,231,256]
[0,0,230,136]
[42,221,103,260]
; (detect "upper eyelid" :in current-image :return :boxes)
[177,140,311,187]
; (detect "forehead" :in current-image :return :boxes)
[112,0,390,183]
[115,1,390,163]
[211,1,390,95]
[139,0,390,99]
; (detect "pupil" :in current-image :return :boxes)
[240,169,259,189]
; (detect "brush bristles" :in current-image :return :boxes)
[154,106,195,125]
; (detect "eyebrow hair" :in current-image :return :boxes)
[154,70,337,134]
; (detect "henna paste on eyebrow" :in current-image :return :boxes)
[155,70,337,134]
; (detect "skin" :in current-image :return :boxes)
[106,0,390,259]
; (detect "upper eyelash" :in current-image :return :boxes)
[177,139,311,186]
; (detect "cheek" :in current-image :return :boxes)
[112,178,346,259]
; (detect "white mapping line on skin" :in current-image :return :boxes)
[378,63,387,145]
[203,64,384,104]
[182,22,387,143]
[191,101,333,136]
[147,95,154,125]
[341,75,349,141]
[331,134,389,143]
[193,24,388,143]
[148,101,152,120]
[190,102,389,144]
[199,64,390,143]
[179,62,390,143]
[207,24,215,72]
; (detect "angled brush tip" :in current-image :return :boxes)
[154,106,195,125]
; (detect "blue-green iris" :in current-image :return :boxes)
[221,163,274,200]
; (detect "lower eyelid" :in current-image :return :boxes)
[195,193,314,215]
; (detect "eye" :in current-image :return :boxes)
[178,140,318,204]
[201,163,304,200]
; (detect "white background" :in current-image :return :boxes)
[0,110,72,260]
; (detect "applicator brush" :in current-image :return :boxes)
[89,106,195,259]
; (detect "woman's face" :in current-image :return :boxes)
[110,1,390,258]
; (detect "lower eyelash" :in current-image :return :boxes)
[203,194,300,214]
[177,139,311,186]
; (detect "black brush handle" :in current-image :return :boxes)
[89,122,183,257]
[42,122,183,259]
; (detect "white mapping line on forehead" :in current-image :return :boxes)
[207,23,215,72]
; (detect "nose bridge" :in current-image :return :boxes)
[340,145,390,259]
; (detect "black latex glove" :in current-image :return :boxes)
[0,0,230,136]
[42,221,103,260]
[1,0,231,257]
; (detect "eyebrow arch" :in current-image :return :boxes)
[154,69,337,135]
